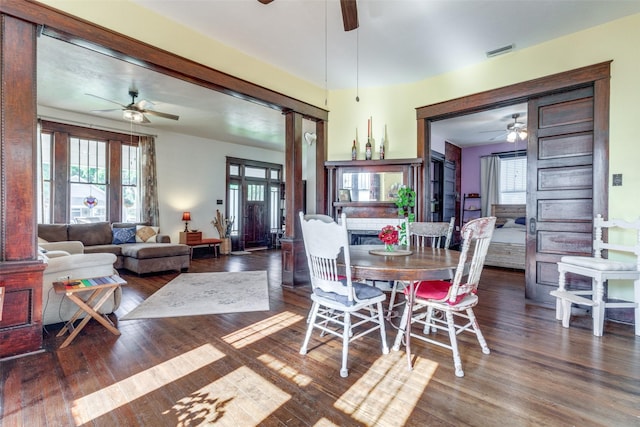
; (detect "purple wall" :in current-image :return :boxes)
[461,142,520,198]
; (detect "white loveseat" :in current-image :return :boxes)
[40,241,121,326]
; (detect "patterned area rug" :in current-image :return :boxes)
[121,271,270,320]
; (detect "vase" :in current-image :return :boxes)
[220,237,231,255]
[385,243,395,252]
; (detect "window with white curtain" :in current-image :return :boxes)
[499,155,527,204]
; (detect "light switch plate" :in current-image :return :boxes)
[612,174,622,186]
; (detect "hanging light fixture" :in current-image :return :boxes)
[123,109,144,123]
[506,113,527,143]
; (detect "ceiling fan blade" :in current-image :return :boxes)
[142,109,179,121]
[340,0,359,31]
[91,108,121,113]
[85,93,126,108]
[141,114,151,124]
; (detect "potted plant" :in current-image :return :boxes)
[395,186,416,246]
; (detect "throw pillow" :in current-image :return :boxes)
[136,225,159,243]
[112,226,137,244]
[515,217,526,225]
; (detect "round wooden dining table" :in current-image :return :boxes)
[341,244,463,369]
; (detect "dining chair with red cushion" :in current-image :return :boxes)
[392,216,496,377]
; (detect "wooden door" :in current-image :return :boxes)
[525,85,605,303]
[244,182,269,248]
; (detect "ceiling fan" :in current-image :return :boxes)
[86,89,179,123]
[486,113,527,142]
[258,0,359,31]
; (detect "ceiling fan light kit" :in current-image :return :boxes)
[123,109,144,123]
[506,113,527,142]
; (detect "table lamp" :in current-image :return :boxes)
[182,211,191,232]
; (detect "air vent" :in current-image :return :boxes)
[486,44,515,58]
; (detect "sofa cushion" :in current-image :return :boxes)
[120,243,189,259]
[68,222,113,246]
[136,225,159,243]
[38,224,68,242]
[112,222,149,229]
[112,226,137,244]
[84,244,123,256]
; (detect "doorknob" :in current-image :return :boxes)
[529,217,536,234]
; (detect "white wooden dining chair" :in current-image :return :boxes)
[298,212,389,378]
[388,218,456,313]
[392,216,496,377]
[550,214,640,336]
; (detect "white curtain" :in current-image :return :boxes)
[480,155,500,216]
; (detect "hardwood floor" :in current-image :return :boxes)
[2,250,639,426]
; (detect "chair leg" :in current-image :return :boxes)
[389,280,403,311]
[377,301,389,354]
[556,269,567,321]
[392,302,411,352]
[560,298,572,328]
[300,302,319,355]
[445,311,464,378]
[467,308,490,355]
[341,312,351,378]
[634,279,640,336]
[593,279,605,337]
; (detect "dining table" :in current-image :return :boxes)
[341,244,463,368]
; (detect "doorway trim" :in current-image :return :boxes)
[416,61,611,286]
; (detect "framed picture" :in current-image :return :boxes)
[338,189,352,202]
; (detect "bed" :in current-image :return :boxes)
[484,204,526,270]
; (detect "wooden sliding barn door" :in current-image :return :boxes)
[525,84,608,303]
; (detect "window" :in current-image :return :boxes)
[38,132,53,224]
[121,143,139,222]
[499,155,527,204]
[69,137,108,222]
[38,121,140,224]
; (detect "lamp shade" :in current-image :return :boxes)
[182,211,191,221]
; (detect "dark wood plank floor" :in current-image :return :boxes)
[2,250,639,426]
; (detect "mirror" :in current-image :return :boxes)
[340,172,404,202]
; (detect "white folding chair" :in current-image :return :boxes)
[299,212,389,378]
[551,214,640,336]
[388,218,456,313]
[392,216,496,377]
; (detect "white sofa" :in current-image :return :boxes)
[40,241,121,326]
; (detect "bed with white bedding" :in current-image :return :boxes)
[485,204,526,270]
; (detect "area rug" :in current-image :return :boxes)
[120,271,270,320]
[230,251,251,255]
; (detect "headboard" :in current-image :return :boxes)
[491,204,526,226]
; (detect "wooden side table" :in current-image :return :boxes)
[53,275,125,348]
[180,231,221,258]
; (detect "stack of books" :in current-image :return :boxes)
[64,274,126,289]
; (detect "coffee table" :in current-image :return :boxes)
[53,275,125,348]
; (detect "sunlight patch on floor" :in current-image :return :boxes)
[162,366,291,426]
[313,417,341,426]
[257,353,312,386]
[334,351,437,426]
[222,311,304,349]
[71,344,225,425]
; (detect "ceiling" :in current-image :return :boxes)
[37,1,640,149]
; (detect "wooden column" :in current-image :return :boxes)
[0,14,45,359]
[281,111,308,287]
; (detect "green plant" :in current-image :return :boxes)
[395,186,416,222]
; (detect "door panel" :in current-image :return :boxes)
[244,183,269,248]
[526,86,600,302]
